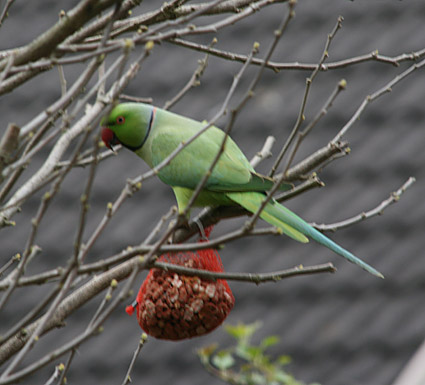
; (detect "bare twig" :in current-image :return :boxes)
[0,0,118,71]
[160,261,337,282]
[143,206,178,244]
[0,285,61,345]
[121,333,148,385]
[0,123,20,183]
[312,177,416,232]
[270,15,344,177]
[0,0,15,28]
[0,127,94,377]
[99,0,287,41]
[275,175,324,202]
[283,79,346,178]
[44,363,65,385]
[163,38,215,110]
[73,137,100,264]
[171,38,425,72]
[332,57,425,143]
[0,43,151,226]
[0,253,20,277]
[120,94,153,104]
[250,136,276,168]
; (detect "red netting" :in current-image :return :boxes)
[127,227,235,340]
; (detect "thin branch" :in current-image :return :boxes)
[171,38,425,72]
[0,0,15,28]
[121,333,148,385]
[282,140,349,181]
[0,127,94,377]
[0,253,20,277]
[54,148,115,170]
[100,0,286,41]
[9,170,409,292]
[143,206,178,245]
[54,0,287,58]
[0,227,280,291]
[57,349,75,385]
[163,38,215,110]
[283,79,346,177]
[0,43,151,226]
[62,0,143,46]
[0,285,61,345]
[0,243,40,312]
[119,94,153,104]
[0,123,20,184]
[270,15,344,177]
[0,49,152,377]
[332,57,425,142]
[0,53,14,85]
[44,363,64,385]
[312,177,416,232]
[250,136,275,168]
[152,261,337,283]
[87,279,118,330]
[74,137,100,265]
[0,252,334,381]
[275,175,324,202]
[17,54,101,138]
[0,67,45,96]
[0,0,119,71]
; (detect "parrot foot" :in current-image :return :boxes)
[171,214,190,243]
[176,213,190,228]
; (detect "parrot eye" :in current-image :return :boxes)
[116,116,125,125]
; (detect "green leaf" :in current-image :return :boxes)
[261,335,280,348]
[225,321,262,342]
[212,351,235,371]
[197,344,217,362]
[249,371,267,385]
[236,344,262,361]
[274,369,294,384]
[277,355,292,366]
[198,322,321,385]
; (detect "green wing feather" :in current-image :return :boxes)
[150,111,292,192]
[226,192,309,243]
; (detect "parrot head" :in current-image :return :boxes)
[101,102,155,152]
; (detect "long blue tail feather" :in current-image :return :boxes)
[270,201,384,278]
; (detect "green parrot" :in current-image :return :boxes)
[101,102,383,278]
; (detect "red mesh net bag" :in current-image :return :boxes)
[126,227,235,340]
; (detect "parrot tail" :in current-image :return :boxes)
[227,192,384,278]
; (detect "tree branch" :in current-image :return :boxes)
[312,177,416,232]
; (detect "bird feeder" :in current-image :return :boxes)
[126,227,235,340]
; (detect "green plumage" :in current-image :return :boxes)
[101,102,383,278]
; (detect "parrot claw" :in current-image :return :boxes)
[193,217,207,240]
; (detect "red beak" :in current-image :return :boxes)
[101,127,117,152]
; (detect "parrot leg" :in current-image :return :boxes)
[171,214,191,244]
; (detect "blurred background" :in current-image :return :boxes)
[0,1,424,384]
